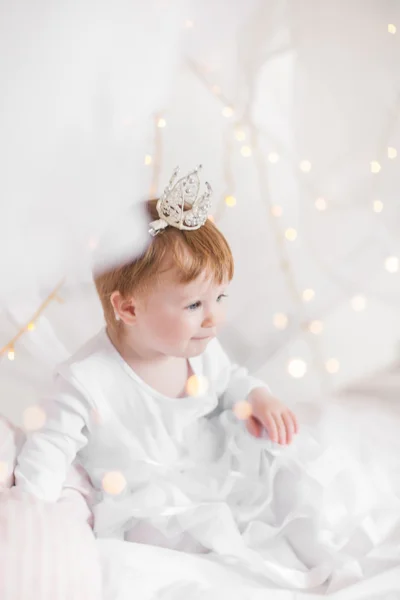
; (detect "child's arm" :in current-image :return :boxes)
[207,339,298,445]
[206,338,271,409]
[15,375,91,502]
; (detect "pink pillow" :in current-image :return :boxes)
[0,489,102,600]
[0,417,101,599]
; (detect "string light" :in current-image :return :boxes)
[285,228,297,241]
[186,375,209,396]
[325,358,340,374]
[273,313,288,330]
[373,200,383,213]
[351,295,367,311]
[299,160,312,173]
[308,320,324,335]
[384,256,399,273]
[157,118,166,128]
[388,24,397,34]
[233,401,253,420]
[268,152,280,164]
[181,59,400,393]
[222,106,234,118]
[225,195,237,207]
[302,288,315,302]
[23,406,46,431]
[102,471,127,496]
[388,147,397,159]
[288,358,307,378]
[144,154,153,166]
[241,145,252,157]
[0,281,64,361]
[271,205,283,217]
[315,197,327,211]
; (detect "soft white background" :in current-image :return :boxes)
[1,0,400,425]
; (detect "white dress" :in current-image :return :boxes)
[14,329,400,591]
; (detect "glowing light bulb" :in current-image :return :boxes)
[273,313,288,330]
[102,471,127,496]
[315,197,327,211]
[373,200,383,213]
[7,348,15,361]
[271,205,283,217]
[268,152,280,164]
[388,147,397,159]
[23,406,46,431]
[144,154,152,165]
[27,322,36,331]
[370,161,381,174]
[88,236,98,251]
[302,289,315,302]
[92,409,102,425]
[308,320,324,335]
[241,145,252,157]
[234,128,246,141]
[288,359,307,379]
[233,401,253,420]
[222,106,234,118]
[225,195,236,207]
[351,295,367,311]
[299,160,312,173]
[186,375,209,397]
[157,118,166,128]
[388,24,397,34]
[326,358,340,374]
[385,256,399,273]
[285,228,297,241]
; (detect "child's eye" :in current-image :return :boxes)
[217,294,228,303]
[186,301,202,311]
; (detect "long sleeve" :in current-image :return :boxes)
[15,374,92,502]
[205,339,270,410]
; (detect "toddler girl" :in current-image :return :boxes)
[15,165,310,586]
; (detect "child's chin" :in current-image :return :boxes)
[187,349,205,358]
[186,338,211,356]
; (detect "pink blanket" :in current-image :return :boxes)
[0,416,102,600]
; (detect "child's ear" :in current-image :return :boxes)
[110,291,137,326]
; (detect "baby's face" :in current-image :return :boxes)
[133,269,229,358]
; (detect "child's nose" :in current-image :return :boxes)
[202,312,217,328]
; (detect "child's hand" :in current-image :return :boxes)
[245,388,299,445]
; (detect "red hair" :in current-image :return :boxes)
[94,199,234,330]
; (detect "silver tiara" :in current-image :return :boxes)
[149,165,212,236]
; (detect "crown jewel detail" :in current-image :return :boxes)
[149,165,212,236]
